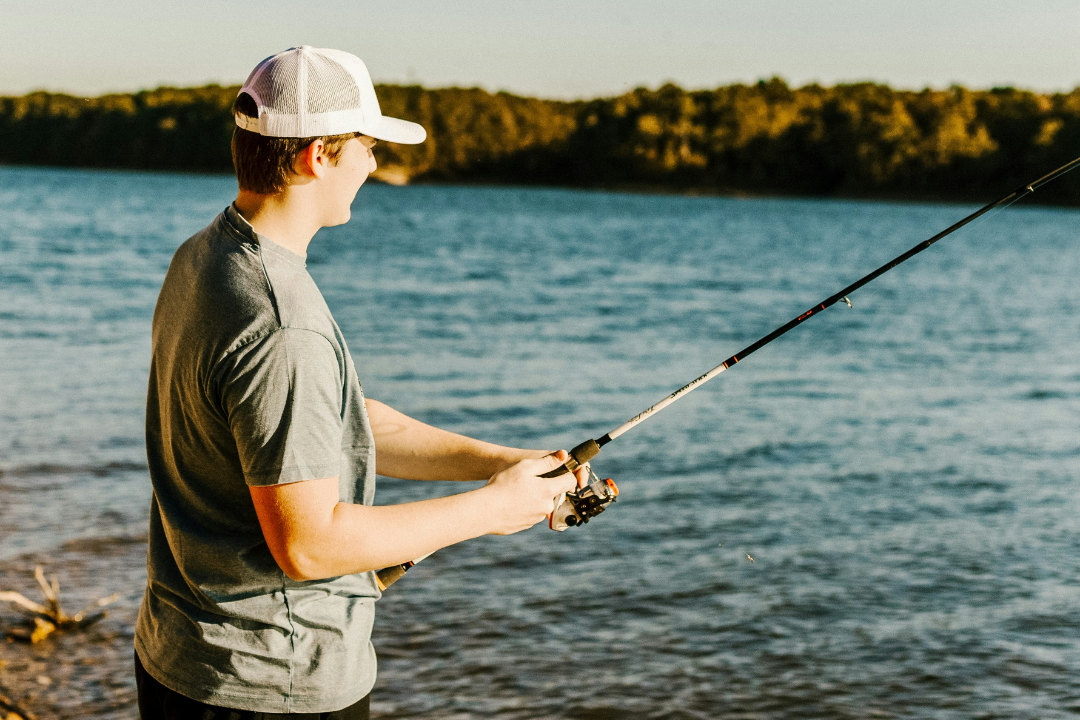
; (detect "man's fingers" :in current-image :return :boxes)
[525,449,567,476]
[544,469,578,497]
[545,479,578,500]
[548,449,568,462]
[539,453,586,493]
[518,451,576,496]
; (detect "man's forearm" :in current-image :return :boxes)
[289,488,495,580]
[366,398,546,480]
[251,454,580,583]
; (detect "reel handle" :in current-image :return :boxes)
[374,551,434,592]
[540,438,602,478]
[374,564,409,591]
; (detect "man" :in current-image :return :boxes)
[135,46,583,719]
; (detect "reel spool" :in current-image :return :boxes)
[549,468,619,532]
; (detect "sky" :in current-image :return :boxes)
[2,0,1079,99]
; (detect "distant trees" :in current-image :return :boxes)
[553,80,1080,203]
[0,85,237,171]
[372,85,577,182]
[2,79,1079,204]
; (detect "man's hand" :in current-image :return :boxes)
[479,450,584,535]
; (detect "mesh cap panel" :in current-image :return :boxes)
[252,51,300,115]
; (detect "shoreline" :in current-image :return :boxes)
[3,162,1078,210]
[5,81,1080,208]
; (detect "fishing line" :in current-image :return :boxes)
[376,154,1080,589]
[539,154,1080,478]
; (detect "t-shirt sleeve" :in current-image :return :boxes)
[217,328,344,487]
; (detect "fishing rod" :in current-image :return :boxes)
[375,154,1080,590]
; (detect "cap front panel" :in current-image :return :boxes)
[322,49,383,121]
[304,54,364,117]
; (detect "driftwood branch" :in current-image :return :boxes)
[0,566,120,643]
[71,594,121,624]
[0,593,48,617]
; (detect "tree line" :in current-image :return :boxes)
[2,79,1079,204]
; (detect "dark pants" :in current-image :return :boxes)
[135,652,370,720]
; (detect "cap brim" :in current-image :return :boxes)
[364,116,427,145]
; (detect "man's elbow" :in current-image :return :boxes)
[271,542,330,583]
[280,561,319,583]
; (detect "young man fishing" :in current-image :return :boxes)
[135,46,584,719]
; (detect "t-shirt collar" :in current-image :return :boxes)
[223,204,308,267]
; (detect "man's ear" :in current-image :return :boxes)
[296,140,328,179]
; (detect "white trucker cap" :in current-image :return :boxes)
[234,46,427,144]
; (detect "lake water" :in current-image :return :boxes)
[1,166,1079,718]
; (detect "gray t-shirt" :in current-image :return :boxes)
[136,205,379,714]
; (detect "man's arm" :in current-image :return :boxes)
[366,398,547,480]
[250,452,580,582]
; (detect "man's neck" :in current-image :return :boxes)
[234,190,321,256]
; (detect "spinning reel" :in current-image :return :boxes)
[548,467,619,532]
